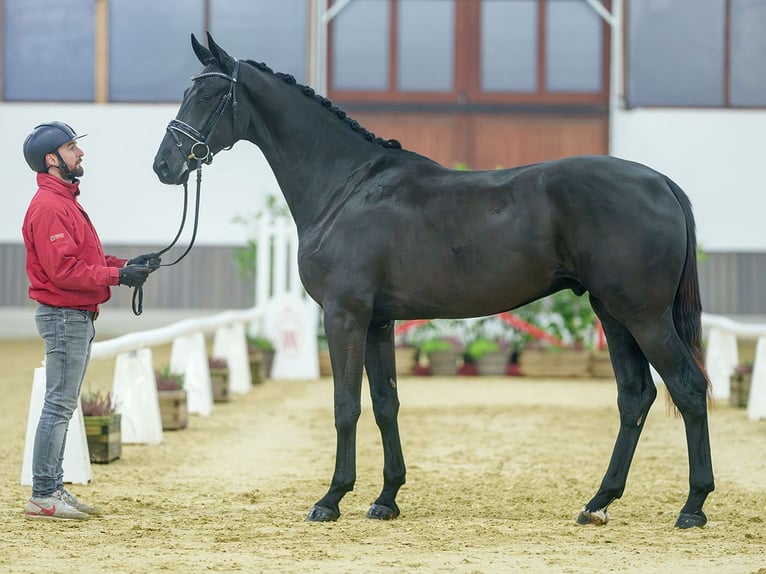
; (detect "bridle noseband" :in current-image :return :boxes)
[167,59,240,166]
[133,60,240,316]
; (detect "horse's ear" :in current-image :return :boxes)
[205,32,236,75]
[192,33,215,65]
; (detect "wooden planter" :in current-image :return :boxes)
[248,355,263,385]
[476,351,508,376]
[730,373,751,408]
[520,349,591,378]
[395,346,418,376]
[158,389,188,430]
[589,350,614,378]
[84,414,121,464]
[210,367,230,402]
[318,349,332,377]
[427,350,459,376]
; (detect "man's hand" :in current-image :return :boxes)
[118,265,153,288]
[127,252,161,270]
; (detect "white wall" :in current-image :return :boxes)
[611,107,766,252]
[1,103,281,246]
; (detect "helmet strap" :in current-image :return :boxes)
[52,150,76,182]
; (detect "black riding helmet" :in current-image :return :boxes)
[23,121,87,178]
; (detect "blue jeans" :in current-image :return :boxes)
[32,304,95,497]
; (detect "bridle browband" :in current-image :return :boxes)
[132,60,240,316]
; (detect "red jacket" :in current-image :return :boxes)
[22,173,126,312]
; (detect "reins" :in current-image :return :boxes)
[131,164,203,316]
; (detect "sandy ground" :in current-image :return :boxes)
[1,338,765,574]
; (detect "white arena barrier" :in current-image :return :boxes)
[702,313,766,420]
[112,348,164,445]
[21,367,92,486]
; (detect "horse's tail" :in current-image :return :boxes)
[664,176,711,399]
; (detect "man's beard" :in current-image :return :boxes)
[70,163,84,177]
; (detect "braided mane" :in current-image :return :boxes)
[244,60,402,150]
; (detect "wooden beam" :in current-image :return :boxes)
[94,0,109,102]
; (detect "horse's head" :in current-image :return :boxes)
[153,33,240,185]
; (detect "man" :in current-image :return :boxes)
[21,121,159,520]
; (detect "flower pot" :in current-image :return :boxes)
[248,355,263,385]
[318,349,333,377]
[427,350,458,376]
[730,373,751,408]
[83,413,121,463]
[476,351,508,376]
[589,350,614,378]
[158,389,188,430]
[520,348,591,378]
[210,367,230,402]
[395,346,418,375]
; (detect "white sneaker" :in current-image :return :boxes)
[61,488,101,516]
[25,490,89,521]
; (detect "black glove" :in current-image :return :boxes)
[118,265,153,288]
[127,252,161,270]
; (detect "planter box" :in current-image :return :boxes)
[84,414,121,463]
[589,351,614,378]
[730,373,751,408]
[395,346,418,376]
[318,349,332,377]
[427,350,459,376]
[158,389,188,430]
[520,349,591,378]
[210,367,230,402]
[476,351,508,376]
[248,356,263,385]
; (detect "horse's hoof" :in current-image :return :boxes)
[306,505,340,522]
[674,510,707,529]
[367,503,399,520]
[576,507,609,526]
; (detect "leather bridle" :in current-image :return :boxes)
[132,60,240,316]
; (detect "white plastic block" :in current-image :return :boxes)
[112,348,163,445]
[171,331,213,416]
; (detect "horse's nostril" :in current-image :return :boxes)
[153,158,170,180]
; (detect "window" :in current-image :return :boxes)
[210,0,308,83]
[3,0,94,101]
[109,1,205,102]
[626,0,766,108]
[329,0,608,107]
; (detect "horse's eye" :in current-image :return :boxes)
[197,92,213,104]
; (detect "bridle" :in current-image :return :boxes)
[132,60,240,316]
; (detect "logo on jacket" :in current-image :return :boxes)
[50,233,65,242]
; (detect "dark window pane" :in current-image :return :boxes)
[481,0,537,92]
[3,0,94,101]
[332,0,390,90]
[627,0,725,106]
[109,1,204,102]
[210,0,307,82]
[398,0,455,91]
[546,0,602,92]
[730,0,766,106]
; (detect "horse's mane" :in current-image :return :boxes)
[243,59,402,150]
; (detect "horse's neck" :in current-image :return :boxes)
[241,76,385,232]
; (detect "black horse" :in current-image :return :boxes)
[153,34,713,529]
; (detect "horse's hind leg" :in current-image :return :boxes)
[363,320,406,520]
[628,312,714,528]
[578,296,658,526]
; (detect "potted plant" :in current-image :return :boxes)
[419,338,460,376]
[465,338,507,376]
[516,291,597,378]
[246,334,275,384]
[730,363,753,408]
[80,390,121,463]
[208,356,230,403]
[155,367,187,430]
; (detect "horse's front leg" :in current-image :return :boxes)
[306,302,370,522]
[364,320,405,520]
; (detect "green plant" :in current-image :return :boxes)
[515,290,597,349]
[465,338,501,361]
[247,335,274,353]
[155,366,184,391]
[419,338,455,356]
[231,195,290,280]
[80,390,116,417]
